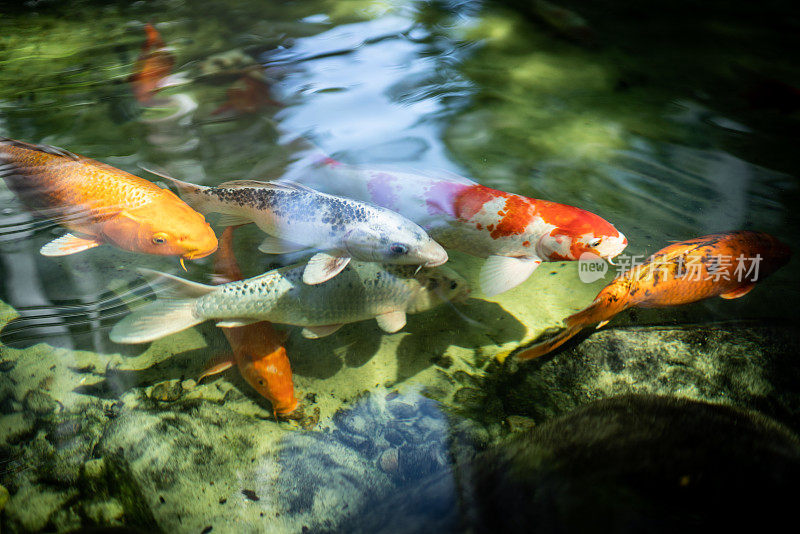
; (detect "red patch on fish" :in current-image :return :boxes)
[491,195,535,239]
[539,202,619,239]
[453,185,500,220]
[453,185,536,240]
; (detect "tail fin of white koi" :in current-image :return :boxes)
[109,269,215,344]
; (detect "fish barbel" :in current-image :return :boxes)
[516,231,791,360]
[109,260,469,344]
[284,155,627,296]
[0,137,218,262]
[154,173,448,285]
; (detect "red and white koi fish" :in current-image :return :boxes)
[285,156,627,296]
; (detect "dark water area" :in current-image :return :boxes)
[1,0,799,532]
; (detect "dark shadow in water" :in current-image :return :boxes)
[71,343,215,400]
[395,299,526,382]
[285,298,525,382]
[287,323,378,380]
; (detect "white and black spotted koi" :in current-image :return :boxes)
[151,172,448,285]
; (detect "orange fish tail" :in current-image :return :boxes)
[516,324,585,360]
[516,289,627,360]
[214,226,244,282]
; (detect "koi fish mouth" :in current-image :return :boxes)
[180,246,217,271]
[424,257,448,268]
[421,243,449,268]
[186,244,218,258]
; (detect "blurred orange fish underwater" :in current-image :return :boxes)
[516,231,791,360]
[211,71,280,117]
[0,137,218,264]
[129,22,176,105]
[198,226,300,418]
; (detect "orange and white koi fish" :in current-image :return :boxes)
[516,231,791,360]
[198,226,299,416]
[129,22,176,105]
[0,137,218,263]
[286,156,627,296]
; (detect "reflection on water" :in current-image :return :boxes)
[1,0,799,531]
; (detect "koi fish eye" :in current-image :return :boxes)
[450,280,459,290]
[390,243,409,255]
[588,237,602,248]
[152,233,169,245]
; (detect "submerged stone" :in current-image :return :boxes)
[491,324,800,430]
[469,394,800,532]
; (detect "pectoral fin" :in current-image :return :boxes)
[302,324,344,339]
[376,311,407,333]
[302,252,351,285]
[216,319,260,328]
[216,213,253,227]
[720,284,755,299]
[258,235,309,254]
[40,233,102,257]
[197,355,234,383]
[479,255,541,297]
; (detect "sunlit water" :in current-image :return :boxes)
[1,0,799,531]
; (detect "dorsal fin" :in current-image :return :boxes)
[218,179,318,194]
[0,137,81,161]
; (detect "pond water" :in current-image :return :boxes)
[1,0,799,532]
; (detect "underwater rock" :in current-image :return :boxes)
[148,380,184,403]
[468,394,800,532]
[378,448,399,474]
[493,324,800,430]
[3,484,78,532]
[3,389,469,533]
[23,390,57,416]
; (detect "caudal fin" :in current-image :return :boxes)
[109,269,215,344]
[517,323,587,360]
[516,299,615,360]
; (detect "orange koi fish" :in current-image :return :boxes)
[129,23,175,105]
[0,138,218,263]
[516,231,791,360]
[198,226,299,417]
